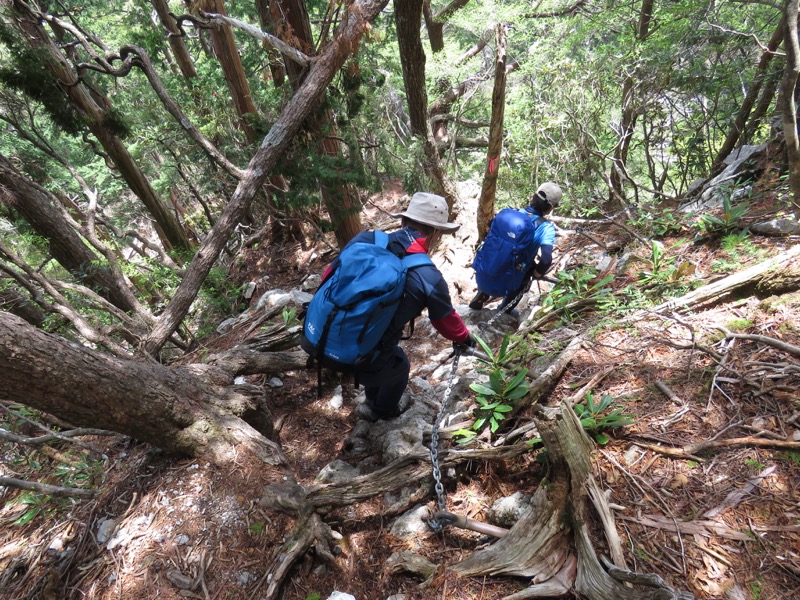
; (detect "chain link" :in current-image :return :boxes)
[428,347,462,532]
[484,285,528,328]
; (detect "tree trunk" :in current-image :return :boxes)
[645,244,800,316]
[0,154,147,317]
[142,0,391,355]
[150,0,198,79]
[0,312,290,467]
[711,16,784,173]
[477,24,508,241]
[394,0,458,205]
[203,0,259,143]
[608,0,654,205]
[781,0,800,204]
[452,403,693,599]
[267,0,363,248]
[8,0,191,252]
[255,0,287,86]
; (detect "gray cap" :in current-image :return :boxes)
[391,192,460,233]
[535,182,563,207]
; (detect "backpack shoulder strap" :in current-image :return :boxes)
[373,229,389,248]
[532,216,546,230]
[402,252,433,269]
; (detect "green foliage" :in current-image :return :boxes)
[194,266,245,337]
[453,334,529,442]
[744,458,766,472]
[696,194,749,237]
[777,451,800,467]
[748,576,764,600]
[726,318,752,332]
[0,24,84,134]
[711,231,765,273]
[542,267,615,322]
[573,392,634,445]
[631,241,695,294]
[281,306,299,327]
[249,521,266,535]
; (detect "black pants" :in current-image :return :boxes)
[499,267,539,311]
[357,346,410,417]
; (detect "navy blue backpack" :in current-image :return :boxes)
[301,230,432,373]
[472,208,543,297]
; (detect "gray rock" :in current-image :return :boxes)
[96,518,116,544]
[751,217,800,236]
[390,505,431,538]
[488,492,531,528]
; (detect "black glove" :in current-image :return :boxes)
[454,333,477,351]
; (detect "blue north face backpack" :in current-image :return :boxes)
[472,208,543,297]
[301,230,432,372]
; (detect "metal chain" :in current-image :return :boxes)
[485,285,528,328]
[428,347,462,532]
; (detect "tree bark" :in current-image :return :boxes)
[150,0,198,79]
[0,311,291,467]
[781,0,800,204]
[6,0,191,252]
[711,16,784,173]
[608,0,654,205]
[202,0,259,143]
[645,244,800,315]
[267,0,363,248]
[395,0,458,206]
[142,0,391,355]
[452,404,693,599]
[477,24,508,241]
[0,153,147,317]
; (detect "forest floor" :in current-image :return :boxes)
[1,178,799,600]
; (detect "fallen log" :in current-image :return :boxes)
[646,245,800,316]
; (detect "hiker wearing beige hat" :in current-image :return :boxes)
[308,191,475,421]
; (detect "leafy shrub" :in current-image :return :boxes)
[454,334,529,442]
[573,391,634,445]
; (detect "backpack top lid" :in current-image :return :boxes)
[493,207,537,247]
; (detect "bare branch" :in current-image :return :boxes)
[0,475,97,498]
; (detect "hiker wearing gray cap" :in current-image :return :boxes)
[309,191,476,421]
[469,182,562,312]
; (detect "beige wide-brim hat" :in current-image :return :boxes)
[391,192,460,233]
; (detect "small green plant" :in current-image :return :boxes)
[305,593,321,600]
[748,576,763,600]
[744,458,766,472]
[10,492,51,526]
[542,267,615,322]
[777,451,800,466]
[634,241,693,290]
[281,306,299,327]
[249,521,266,535]
[696,194,749,236]
[453,334,529,442]
[573,392,634,445]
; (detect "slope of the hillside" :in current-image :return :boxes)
[0,178,798,600]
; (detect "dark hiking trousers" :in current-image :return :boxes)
[357,345,410,418]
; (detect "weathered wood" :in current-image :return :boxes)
[449,403,693,599]
[646,245,800,315]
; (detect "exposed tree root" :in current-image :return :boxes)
[448,403,694,599]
